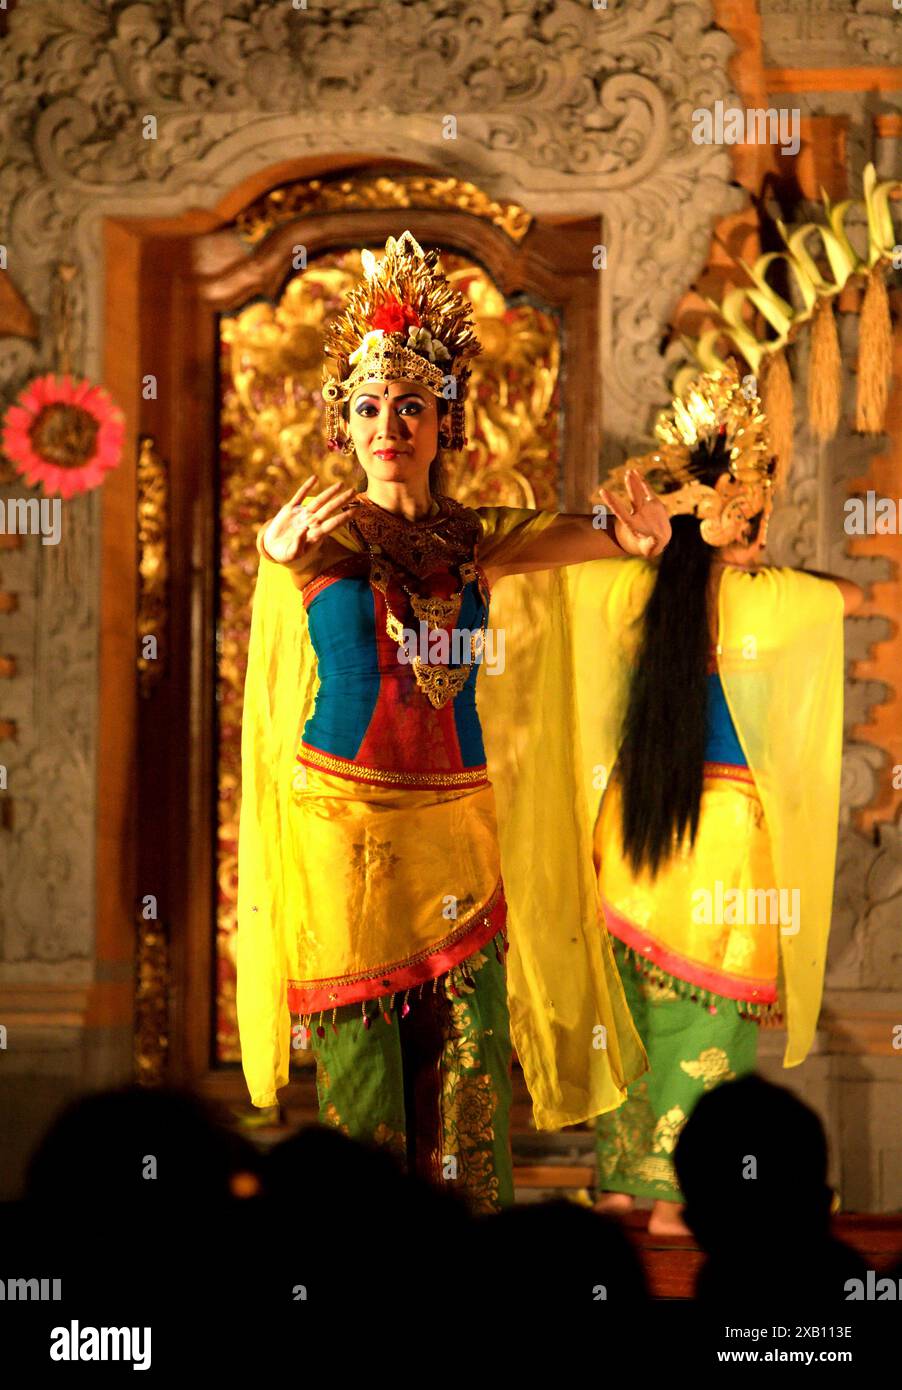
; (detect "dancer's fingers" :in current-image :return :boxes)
[301,479,347,514]
[312,505,358,540]
[625,468,650,511]
[597,488,632,531]
[310,485,356,521]
[285,476,318,509]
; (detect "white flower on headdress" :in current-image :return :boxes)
[361,249,380,280]
[348,329,386,365]
[407,326,450,363]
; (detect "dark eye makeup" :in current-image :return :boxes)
[354,398,427,417]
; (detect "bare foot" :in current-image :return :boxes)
[593,1192,635,1215]
[647,1199,691,1237]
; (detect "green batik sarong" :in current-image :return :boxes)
[595,937,759,1202]
[309,941,514,1215]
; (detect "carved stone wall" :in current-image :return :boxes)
[0,0,899,1204]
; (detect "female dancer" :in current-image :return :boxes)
[568,362,861,1234]
[236,231,669,1212]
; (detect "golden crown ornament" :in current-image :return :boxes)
[600,358,778,548]
[321,231,482,453]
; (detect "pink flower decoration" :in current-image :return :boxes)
[2,373,126,499]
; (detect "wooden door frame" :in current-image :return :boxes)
[100,160,602,1113]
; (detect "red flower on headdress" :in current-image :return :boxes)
[369,298,421,335]
[2,373,125,498]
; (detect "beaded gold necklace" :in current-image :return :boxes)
[349,493,488,710]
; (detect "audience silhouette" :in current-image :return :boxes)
[674,1074,869,1304]
[0,1072,896,1343]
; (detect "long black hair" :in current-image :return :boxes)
[616,434,764,877]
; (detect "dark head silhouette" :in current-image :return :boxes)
[674,1074,866,1302]
[23,1084,255,1208]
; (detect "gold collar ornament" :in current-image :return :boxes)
[348,496,488,710]
[367,549,487,711]
[599,358,778,548]
[321,231,482,454]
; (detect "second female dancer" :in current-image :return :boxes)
[568,362,862,1234]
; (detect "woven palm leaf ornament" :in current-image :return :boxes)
[678,162,901,473]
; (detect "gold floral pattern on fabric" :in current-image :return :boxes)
[442,1072,500,1216]
[322,1101,350,1137]
[596,1076,663,1187]
[651,1105,687,1156]
[636,1156,680,1186]
[439,983,502,1215]
[596,946,760,1201]
[458,948,489,984]
[442,1000,480,1073]
[680,1046,735,1091]
[348,834,402,883]
[372,1123,406,1162]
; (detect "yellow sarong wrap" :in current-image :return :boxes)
[237,507,648,1126]
[566,558,845,1067]
[594,770,780,1005]
[288,765,505,997]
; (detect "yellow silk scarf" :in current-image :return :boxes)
[237,507,648,1125]
[566,558,845,1067]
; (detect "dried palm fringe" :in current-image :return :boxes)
[618,939,784,1025]
[296,925,509,1038]
[759,348,794,488]
[808,295,842,442]
[855,266,892,434]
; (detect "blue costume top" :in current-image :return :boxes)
[284,493,503,791]
[705,670,747,767]
[300,558,489,778]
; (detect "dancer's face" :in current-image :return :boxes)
[720,499,772,565]
[347,379,439,486]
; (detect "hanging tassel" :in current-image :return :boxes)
[807,296,842,442]
[331,1007,339,1036]
[316,1010,325,1040]
[362,1001,371,1030]
[855,266,892,433]
[759,348,794,483]
[401,990,411,1019]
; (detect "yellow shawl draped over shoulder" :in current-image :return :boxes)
[566,558,845,1067]
[237,504,648,1127]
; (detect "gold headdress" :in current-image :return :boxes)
[600,358,777,548]
[321,230,482,453]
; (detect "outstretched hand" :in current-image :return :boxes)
[598,468,671,558]
[261,477,357,564]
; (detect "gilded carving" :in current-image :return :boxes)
[136,436,168,698]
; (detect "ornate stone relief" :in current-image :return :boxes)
[760,0,902,67]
